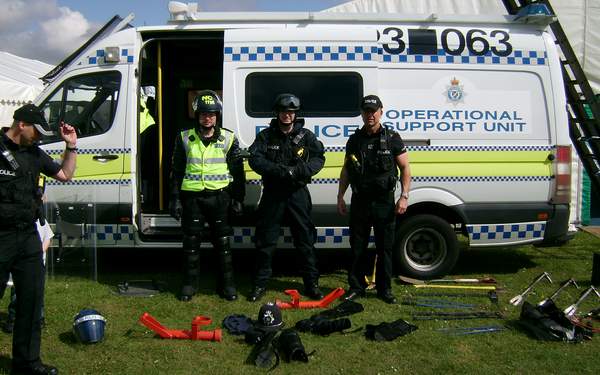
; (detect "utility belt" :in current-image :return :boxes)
[188,187,229,196]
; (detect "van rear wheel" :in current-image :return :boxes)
[394,214,459,279]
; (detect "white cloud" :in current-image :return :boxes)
[0,0,97,65]
[197,0,259,11]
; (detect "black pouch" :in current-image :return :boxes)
[277,329,308,363]
[365,319,418,341]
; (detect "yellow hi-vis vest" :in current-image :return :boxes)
[180,128,234,192]
[139,99,155,134]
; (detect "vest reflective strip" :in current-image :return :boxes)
[187,157,226,164]
[184,173,232,181]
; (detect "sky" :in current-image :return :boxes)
[0,0,349,65]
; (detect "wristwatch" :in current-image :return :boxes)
[401,192,409,199]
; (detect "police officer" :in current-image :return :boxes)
[1,104,77,375]
[247,93,325,302]
[170,90,245,302]
[337,95,411,304]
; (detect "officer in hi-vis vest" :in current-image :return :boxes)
[170,90,245,301]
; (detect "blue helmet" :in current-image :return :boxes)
[73,309,106,344]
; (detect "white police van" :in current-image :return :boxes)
[34,4,572,278]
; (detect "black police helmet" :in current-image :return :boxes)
[273,93,301,112]
[193,90,223,114]
[255,302,284,331]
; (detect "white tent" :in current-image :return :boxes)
[0,51,52,126]
[324,0,599,227]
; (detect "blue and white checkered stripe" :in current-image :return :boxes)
[53,224,135,245]
[47,179,131,186]
[384,49,547,65]
[224,45,546,65]
[324,145,553,152]
[248,175,549,185]
[86,49,135,65]
[45,148,131,156]
[232,227,375,248]
[467,221,546,246]
[224,45,378,62]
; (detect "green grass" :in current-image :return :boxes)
[1,231,600,375]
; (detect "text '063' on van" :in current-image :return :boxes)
[34,6,573,278]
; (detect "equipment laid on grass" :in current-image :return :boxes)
[509,272,553,306]
[519,301,591,342]
[365,319,418,341]
[437,325,506,335]
[398,276,497,285]
[411,291,499,304]
[563,286,600,318]
[537,278,579,308]
[139,312,222,341]
[414,284,497,291]
[401,298,476,309]
[73,309,106,344]
[411,311,504,320]
[276,288,345,309]
[222,314,253,336]
[295,299,363,336]
[116,279,167,297]
[278,329,310,363]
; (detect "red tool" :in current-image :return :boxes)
[139,312,222,341]
[276,287,345,309]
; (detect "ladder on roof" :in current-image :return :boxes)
[503,0,600,192]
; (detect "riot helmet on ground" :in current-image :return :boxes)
[72,308,106,344]
[273,93,301,113]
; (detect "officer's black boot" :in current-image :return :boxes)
[304,279,324,300]
[215,237,237,301]
[180,235,200,302]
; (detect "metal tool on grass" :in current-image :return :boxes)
[563,286,600,318]
[412,291,499,304]
[437,325,506,335]
[414,284,496,291]
[398,275,497,284]
[411,311,503,320]
[365,255,377,290]
[401,298,476,309]
[509,272,552,306]
[537,278,579,307]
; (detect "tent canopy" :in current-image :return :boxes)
[0,51,52,126]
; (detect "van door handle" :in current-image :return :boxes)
[93,154,119,162]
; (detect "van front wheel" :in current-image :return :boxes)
[394,214,459,279]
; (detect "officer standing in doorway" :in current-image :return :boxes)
[170,90,245,302]
[337,95,411,304]
[1,104,77,375]
[247,93,325,302]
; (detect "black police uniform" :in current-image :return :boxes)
[170,126,245,299]
[345,126,406,294]
[0,128,60,370]
[249,118,325,291]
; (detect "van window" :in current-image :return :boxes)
[39,71,121,143]
[245,72,363,117]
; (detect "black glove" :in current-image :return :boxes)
[230,200,244,217]
[169,197,182,220]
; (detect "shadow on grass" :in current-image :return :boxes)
[452,246,537,275]
[58,331,78,345]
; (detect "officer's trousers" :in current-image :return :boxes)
[0,226,45,369]
[253,186,319,288]
[348,191,395,293]
[180,190,233,293]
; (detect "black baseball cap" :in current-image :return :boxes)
[360,95,383,111]
[13,104,54,136]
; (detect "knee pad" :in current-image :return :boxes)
[183,235,200,251]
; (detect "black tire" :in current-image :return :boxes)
[394,214,459,279]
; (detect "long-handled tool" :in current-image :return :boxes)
[437,325,506,335]
[365,255,377,290]
[401,299,476,309]
[563,286,600,317]
[399,276,497,285]
[537,278,579,307]
[411,291,499,304]
[414,284,496,291]
[509,272,552,306]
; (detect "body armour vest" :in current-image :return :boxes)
[180,128,234,192]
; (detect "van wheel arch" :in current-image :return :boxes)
[393,214,459,279]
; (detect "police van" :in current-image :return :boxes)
[34,3,572,278]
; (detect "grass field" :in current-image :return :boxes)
[1,231,599,375]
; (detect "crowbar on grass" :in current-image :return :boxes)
[563,286,600,317]
[437,325,506,335]
[398,276,497,285]
[538,278,579,307]
[413,284,496,291]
